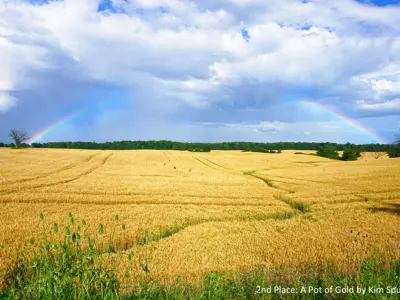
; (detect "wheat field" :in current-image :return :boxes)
[0,148,399,287]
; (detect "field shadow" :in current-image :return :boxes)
[369,202,400,215]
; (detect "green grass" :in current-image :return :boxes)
[294,152,317,156]
[249,211,297,221]
[2,215,400,300]
[137,225,186,246]
[251,174,276,188]
[125,257,400,299]
[243,171,279,189]
[243,170,256,176]
[279,198,312,213]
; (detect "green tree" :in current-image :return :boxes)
[341,148,358,161]
[388,133,400,158]
[26,140,396,153]
[316,146,340,160]
[202,145,211,152]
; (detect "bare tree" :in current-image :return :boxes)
[8,129,30,148]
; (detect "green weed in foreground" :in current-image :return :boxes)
[2,213,133,300]
[124,257,400,300]
[1,215,400,299]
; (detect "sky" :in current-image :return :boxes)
[0,0,400,144]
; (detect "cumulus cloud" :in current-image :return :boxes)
[358,98,400,110]
[252,121,283,134]
[198,119,373,143]
[0,92,17,112]
[0,0,399,142]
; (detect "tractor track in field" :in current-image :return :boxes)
[193,157,218,170]
[56,153,113,184]
[201,157,231,170]
[250,174,280,189]
[261,175,400,197]
[244,172,312,215]
[248,173,294,193]
[262,174,331,184]
[136,210,297,246]
[0,154,113,195]
[0,198,288,207]
[11,189,268,200]
[0,154,97,186]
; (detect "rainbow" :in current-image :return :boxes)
[303,99,388,144]
[27,111,82,144]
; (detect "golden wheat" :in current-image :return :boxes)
[0,148,399,287]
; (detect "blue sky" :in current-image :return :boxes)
[1,0,400,144]
[356,0,400,6]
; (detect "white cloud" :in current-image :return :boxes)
[0,92,17,112]
[320,124,341,129]
[358,98,400,111]
[198,119,380,143]
[0,0,399,142]
[353,75,400,112]
[371,79,400,94]
[1,0,399,101]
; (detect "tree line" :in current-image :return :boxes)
[2,128,399,157]
[0,139,397,152]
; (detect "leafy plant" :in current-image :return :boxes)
[4,213,133,299]
[341,148,359,161]
[388,142,400,158]
[316,146,340,160]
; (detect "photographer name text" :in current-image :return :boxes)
[255,285,400,295]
